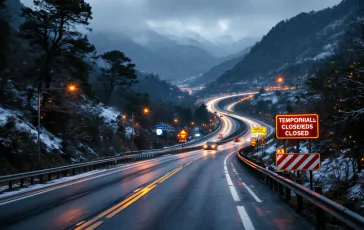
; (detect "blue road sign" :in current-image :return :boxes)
[156,124,166,130]
[194,127,200,133]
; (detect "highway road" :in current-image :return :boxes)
[0,94,313,230]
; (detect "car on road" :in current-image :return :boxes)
[203,142,217,150]
[218,134,223,139]
[234,137,241,142]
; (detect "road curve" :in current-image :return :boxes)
[0,95,311,230]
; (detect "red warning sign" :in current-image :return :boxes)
[276,114,319,139]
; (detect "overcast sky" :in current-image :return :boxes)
[21,0,342,41]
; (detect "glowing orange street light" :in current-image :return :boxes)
[191,122,195,125]
[276,76,284,84]
[143,108,150,114]
[174,118,179,123]
[67,84,77,92]
[122,114,127,120]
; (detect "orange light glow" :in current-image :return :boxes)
[67,84,77,92]
[143,108,150,114]
[277,76,284,83]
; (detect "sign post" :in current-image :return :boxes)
[308,140,313,190]
[177,129,188,149]
[275,114,320,186]
[252,127,266,154]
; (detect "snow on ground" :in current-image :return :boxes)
[0,107,13,126]
[0,168,108,199]
[0,107,62,151]
[347,171,364,199]
[100,106,120,125]
[312,153,354,193]
[125,126,137,138]
[80,103,121,130]
[261,92,278,104]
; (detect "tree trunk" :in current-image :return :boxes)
[104,85,114,106]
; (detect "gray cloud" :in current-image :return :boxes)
[21,0,342,40]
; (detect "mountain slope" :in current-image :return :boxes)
[164,31,259,58]
[88,31,219,80]
[189,47,251,87]
[206,0,358,93]
[133,71,195,106]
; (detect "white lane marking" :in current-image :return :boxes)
[237,206,255,230]
[229,186,240,202]
[232,156,262,203]
[0,152,204,206]
[226,173,233,186]
[224,152,240,202]
[241,182,262,203]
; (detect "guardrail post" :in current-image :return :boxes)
[314,186,325,229]
[295,179,303,212]
[39,175,44,184]
[63,170,67,177]
[284,173,291,201]
[269,177,273,190]
[72,168,76,175]
[20,178,24,188]
[277,172,284,196]
[8,180,13,191]
[56,172,60,179]
[30,176,34,185]
[48,173,52,182]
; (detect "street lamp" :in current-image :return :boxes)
[174,118,179,123]
[276,76,284,84]
[37,83,78,168]
[143,107,150,114]
[130,107,150,151]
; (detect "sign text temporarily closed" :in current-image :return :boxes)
[276,114,319,139]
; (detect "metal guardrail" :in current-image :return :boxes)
[0,145,203,191]
[237,151,364,230]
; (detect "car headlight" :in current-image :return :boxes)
[203,145,207,148]
[212,145,216,148]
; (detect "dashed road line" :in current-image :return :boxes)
[237,206,255,230]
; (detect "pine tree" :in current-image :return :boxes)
[99,50,137,105]
[20,0,96,103]
[195,104,209,123]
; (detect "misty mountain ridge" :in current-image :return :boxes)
[88,30,221,80]
[189,46,252,87]
[205,0,358,93]
[163,31,259,58]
